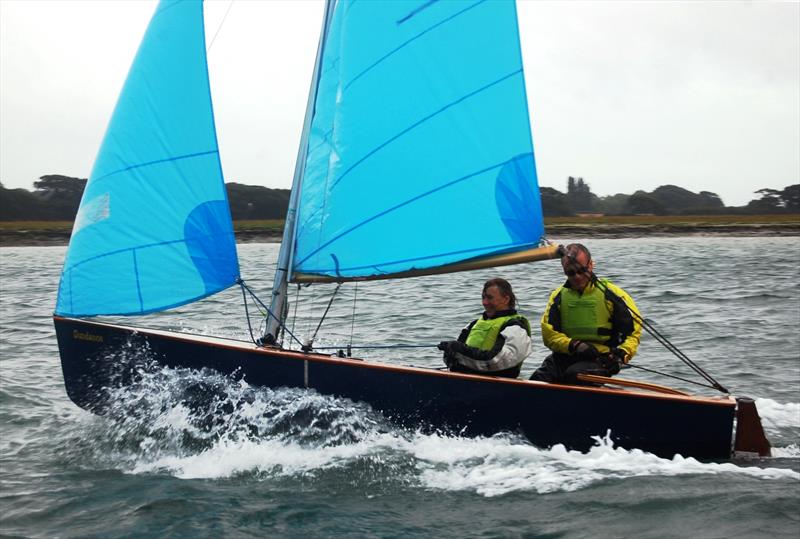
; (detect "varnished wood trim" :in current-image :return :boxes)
[576,373,691,396]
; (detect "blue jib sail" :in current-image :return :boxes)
[55,0,239,317]
[292,0,545,280]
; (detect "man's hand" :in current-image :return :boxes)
[571,340,599,361]
[601,348,626,375]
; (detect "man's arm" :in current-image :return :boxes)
[605,281,642,361]
[540,287,571,354]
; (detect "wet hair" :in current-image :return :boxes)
[483,277,516,309]
[563,243,591,262]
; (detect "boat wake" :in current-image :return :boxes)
[755,397,800,431]
[413,432,799,496]
[72,365,799,494]
[752,397,800,458]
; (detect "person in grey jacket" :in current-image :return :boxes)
[438,278,532,378]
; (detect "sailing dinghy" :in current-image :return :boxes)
[53,0,770,460]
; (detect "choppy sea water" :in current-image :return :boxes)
[1,237,798,538]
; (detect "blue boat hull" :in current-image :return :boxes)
[54,316,737,459]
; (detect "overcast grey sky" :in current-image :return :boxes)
[1,0,798,207]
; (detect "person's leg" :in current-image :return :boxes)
[529,354,564,382]
[563,358,607,385]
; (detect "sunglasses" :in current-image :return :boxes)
[564,267,587,277]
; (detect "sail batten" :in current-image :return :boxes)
[291,0,545,282]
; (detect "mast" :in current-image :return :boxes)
[262,0,337,345]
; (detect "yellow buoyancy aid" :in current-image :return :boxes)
[465,314,531,351]
[559,283,613,343]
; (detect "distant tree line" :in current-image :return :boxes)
[224,182,289,219]
[541,176,799,217]
[0,175,88,220]
[0,174,797,221]
[0,175,289,221]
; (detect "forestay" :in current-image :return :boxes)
[55,0,239,317]
[291,0,548,282]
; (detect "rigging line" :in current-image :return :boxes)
[644,340,711,386]
[291,283,301,339]
[559,246,728,393]
[618,303,720,387]
[625,364,722,392]
[239,279,258,345]
[306,285,317,341]
[309,283,342,348]
[595,274,727,392]
[638,317,720,386]
[313,343,438,350]
[349,282,358,352]
[276,289,285,347]
[239,280,304,348]
[207,0,235,51]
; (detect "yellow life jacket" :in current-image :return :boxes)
[465,314,531,351]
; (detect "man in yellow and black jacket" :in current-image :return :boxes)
[530,243,641,384]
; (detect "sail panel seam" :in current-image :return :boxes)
[345,0,486,91]
[330,68,522,192]
[295,157,511,267]
[132,248,144,312]
[92,149,220,183]
[396,0,439,25]
[300,240,539,275]
[56,283,239,318]
[62,227,235,273]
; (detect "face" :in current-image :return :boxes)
[482,285,510,317]
[561,250,593,291]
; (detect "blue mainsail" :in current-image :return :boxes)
[55,0,239,317]
[291,0,545,281]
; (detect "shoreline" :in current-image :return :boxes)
[1,223,798,247]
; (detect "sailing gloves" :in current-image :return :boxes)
[569,340,599,361]
[438,340,461,368]
[570,340,626,376]
[438,340,455,353]
[601,348,627,375]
